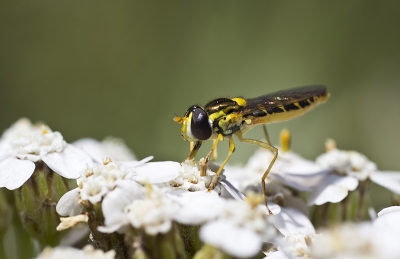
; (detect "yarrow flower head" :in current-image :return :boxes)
[311,220,400,259]
[57,157,178,217]
[199,193,276,258]
[309,139,400,207]
[77,158,139,204]
[271,229,319,259]
[124,184,179,235]
[169,159,221,193]
[0,118,93,190]
[0,118,94,246]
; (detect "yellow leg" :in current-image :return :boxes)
[185,141,202,161]
[208,136,235,192]
[235,130,277,215]
[262,125,271,145]
[212,139,218,161]
[204,134,223,164]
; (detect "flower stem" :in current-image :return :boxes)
[178,224,202,257]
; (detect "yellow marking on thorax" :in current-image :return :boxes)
[232,97,246,107]
[209,110,227,122]
[208,98,246,122]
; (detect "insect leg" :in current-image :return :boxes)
[235,130,277,215]
[185,141,202,161]
[204,134,222,164]
[208,136,235,192]
[262,125,271,145]
[212,139,218,161]
[200,134,222,176]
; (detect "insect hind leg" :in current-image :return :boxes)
[235,130,277,215]
[262,125,271,145]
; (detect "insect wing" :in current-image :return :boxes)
[239,85,328,116]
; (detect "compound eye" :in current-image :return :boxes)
[191,107,212,140]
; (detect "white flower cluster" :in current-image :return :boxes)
[312,207,400,259]
[9,124,66,162]
[77,160,137,204]
[309,147,400,206]
[169,159,221,192]
[57,153,276,257]
[124,185,178,235]
[2,119,400,259]
[200,197,276,258]
[0,119,93,189]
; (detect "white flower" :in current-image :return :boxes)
[0,118,32,154]
[125,185,179,235]
[167,159,249,211]
[245,148,327,192]
[57,158,178,216]
[309,147,400,206]
[316,149,376,181]
[0,119,93,190]
[99,182,178,235]
[311,221,400,259]
[271,205,315,236]
[199,197,276,258]
[98,180,145,233]
[170,190,227,225]
[76,160,135,204]
[56,187,82,217]
[169,160,217,192]
[35,245,115,259]
[224,162,314,235]
[307,173,358,206]
[73,137,136,163]
[373,206,400,233]
[274,229,318,259]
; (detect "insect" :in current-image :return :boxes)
[173,85,329,214]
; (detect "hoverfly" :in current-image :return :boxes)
[173,85,329,214]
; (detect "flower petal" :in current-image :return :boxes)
[308,174,358,206]
[273,168,329,192]
[99,180,145,233]
[120,156,153,167]
[0,156,35,189]
[132,161,181,184]
[200,220,262,258]
[374,206,400,232]
[220,179,246,200]
[56,188,82,216]
[42,144,93,179]
[271,207,315,236]
[72,138,106,163]
[370,171,400,195]
[170,190,225,225]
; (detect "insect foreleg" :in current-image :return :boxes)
[185,141,202,161]
[207,136,235,192]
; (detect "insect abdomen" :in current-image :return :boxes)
[250,89,329,125]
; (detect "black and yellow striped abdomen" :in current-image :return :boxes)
[239,85,329,126]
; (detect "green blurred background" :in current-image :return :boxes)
[1,1,399,207]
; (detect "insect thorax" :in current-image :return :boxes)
[213,113,245,136]
[204,97,247,137]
